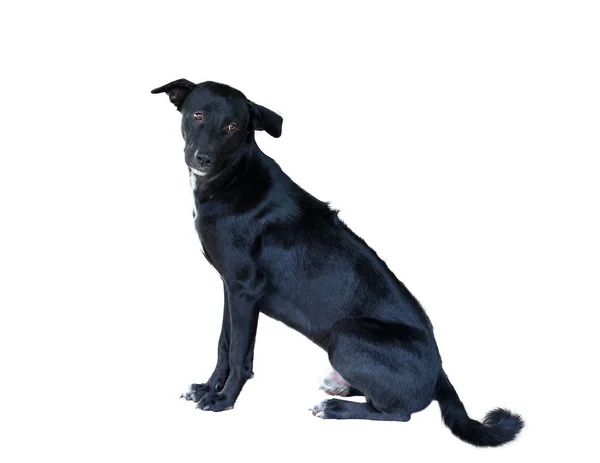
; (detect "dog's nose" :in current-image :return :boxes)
[195,152,211,166]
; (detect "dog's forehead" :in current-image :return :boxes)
[184,82,247,113]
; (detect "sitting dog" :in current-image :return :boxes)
[151,79,524,447]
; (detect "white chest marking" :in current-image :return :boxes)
[189,170,198,220]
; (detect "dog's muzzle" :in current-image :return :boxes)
[188,150,212,175]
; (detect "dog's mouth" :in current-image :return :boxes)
[189,166,208,176]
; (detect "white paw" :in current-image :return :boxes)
[310,400,327,418]
[320,370,352,397]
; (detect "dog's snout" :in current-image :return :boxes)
[195,152,212,166]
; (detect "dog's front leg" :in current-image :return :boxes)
[183,283,232,402]
[198,290,260,412]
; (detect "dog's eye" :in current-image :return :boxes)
[193,112,203,121]
[227,123,238,132]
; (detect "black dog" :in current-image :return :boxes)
[152,79,524,446]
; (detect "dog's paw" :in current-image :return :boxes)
[310,400,333,419]
[181,383,213,402]
[182,376,229,402]
[197,392,234,412]
[320,379,350,397]
[319,370,353,397]
[310,399,356,419]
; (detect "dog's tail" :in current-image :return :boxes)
[434,370,524,447]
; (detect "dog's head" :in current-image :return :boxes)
[151,79,282,176]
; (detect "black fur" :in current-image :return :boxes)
[152,79,524,446]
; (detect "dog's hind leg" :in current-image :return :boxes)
[311,399,410,421]
[311,398,410,421]
[310,317,438,421]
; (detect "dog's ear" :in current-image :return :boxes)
[248,101,283,138]
[151,78,196,110]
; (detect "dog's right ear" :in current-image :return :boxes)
[151,78,196,111]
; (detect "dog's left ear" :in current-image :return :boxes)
[151,78,196,110]
[248,101,283,138]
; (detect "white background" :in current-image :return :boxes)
[1,1,599,461]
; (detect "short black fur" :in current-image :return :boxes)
[152,79,524,447]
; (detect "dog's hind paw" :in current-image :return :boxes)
[310,401,328,418]
[319,370,353,397]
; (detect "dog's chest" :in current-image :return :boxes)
[190,172,210,239]
[188,173,232,269]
